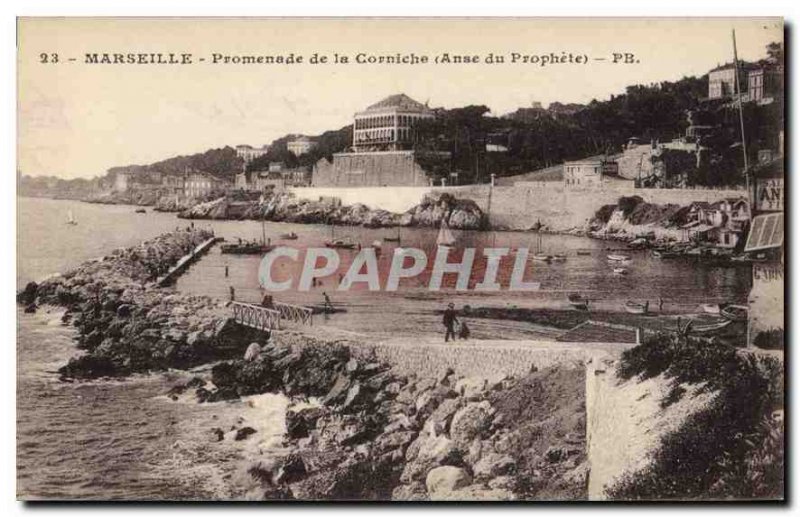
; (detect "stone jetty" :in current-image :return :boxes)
[17,229,255,379]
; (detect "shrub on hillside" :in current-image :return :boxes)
[609,333,784,500]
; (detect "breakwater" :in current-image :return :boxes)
[18,229,254,379]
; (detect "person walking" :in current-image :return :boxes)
[229,286,236,302]
[658,297,664,312]
[443,303,459,343]
[322,292,334,312]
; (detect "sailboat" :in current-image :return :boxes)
[531,232,551,262]
[436,219,456,248]
[325,221,356,249]
[66,210,77,226]
[384,227,401,243]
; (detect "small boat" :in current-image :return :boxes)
[652,249,680,259]
[700,303,723,315]
[607,254,630,262]
[531,253,552,263]
[720,304,748,323]
[66,210,78,225]
[624,300,649,315]
[135,208,146,214]
[689,318,733,334]
[551,254,567,262]
[325,238,357,250]
[280,232,298,240]
[576,250,592,256]
[220,243,275,255]
[613,267,628,275]
[567,294,589,310]
[436,220,456,248]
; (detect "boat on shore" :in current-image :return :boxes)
[551,254,567,262]
[607,254,630,262]
[531,253,552,263]
[689,318,733,334]
[624,300,648,314]
[613,267,628,275]
[135,208,146,214]
[280,232,298,240]
[576,249,592,256]
[567,294,589,310]
[700,303,724,315]
[720,304,748,322]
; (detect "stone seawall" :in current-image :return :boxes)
[313,151,430,187]
[352,341,606,379]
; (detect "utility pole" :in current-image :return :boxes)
[732,29,752,205]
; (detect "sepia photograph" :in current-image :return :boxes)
[15,16,785,502]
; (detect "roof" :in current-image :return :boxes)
[709,61,755,73]
[363,93,431,113]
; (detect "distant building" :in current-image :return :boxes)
[250,166,311,191]
[353,93,434,152]
[252,171,286,191]
[685,198,750,248]
[235,144,270,164]
[748,65,783,104]
[708,62,751,100]
[234,171,248,190]
[162,174,184,196]
[287,136,317,156]
[563,159,619,187]
[184,172,226,199]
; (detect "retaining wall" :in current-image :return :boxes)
[293,180,747,231]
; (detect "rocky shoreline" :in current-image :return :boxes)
[170,334,587,501]
[178,191,486,230]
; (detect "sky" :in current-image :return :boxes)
[17,17,782,179]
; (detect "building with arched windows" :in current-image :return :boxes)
[352,94,434,152]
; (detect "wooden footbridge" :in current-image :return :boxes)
[231,300,314,332]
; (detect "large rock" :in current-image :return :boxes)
[472,453,517,480]
[425,466,472,497]
[449,400,494,447]
[243,342,262,361]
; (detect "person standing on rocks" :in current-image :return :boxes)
[443,303,459,343]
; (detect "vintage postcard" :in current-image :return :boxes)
[16,17,784,501]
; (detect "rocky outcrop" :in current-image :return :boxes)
[178,191,485,230]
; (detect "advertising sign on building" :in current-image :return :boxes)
[756,177,784,211]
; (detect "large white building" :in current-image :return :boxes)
[352,93,434,152]
[235,144,270,164]
[287,136,317,156]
